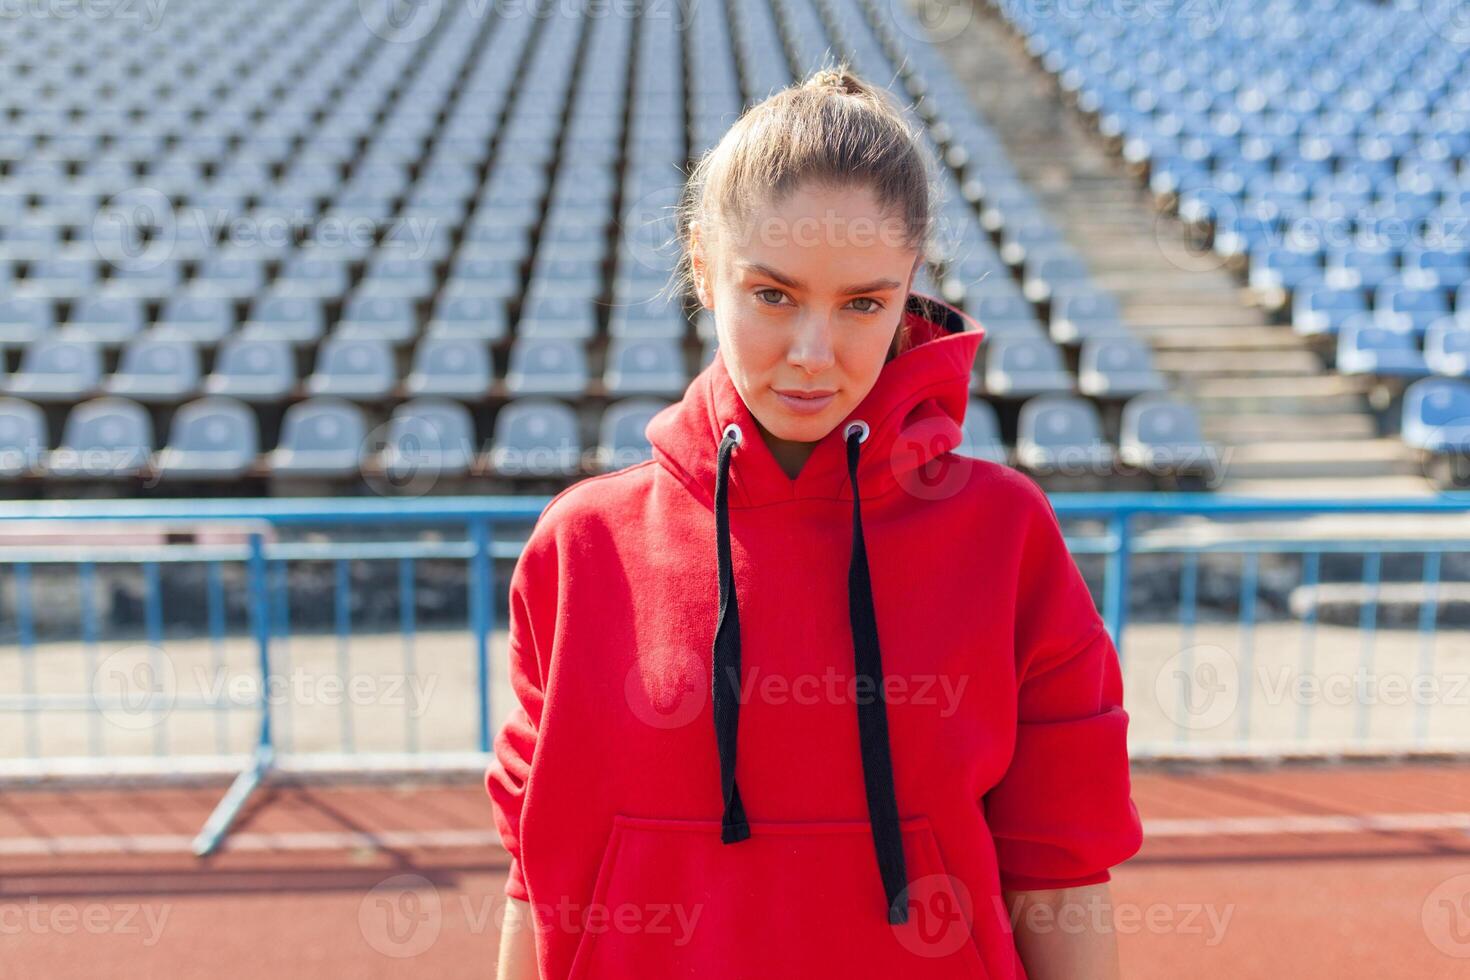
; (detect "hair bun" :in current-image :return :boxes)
[804,66,866,97]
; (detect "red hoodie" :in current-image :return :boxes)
[486,292,1144,979]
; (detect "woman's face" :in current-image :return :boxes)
[692,181,920,447]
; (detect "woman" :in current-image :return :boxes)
[488,65,1143,980]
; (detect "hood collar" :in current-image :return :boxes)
[647,292,985,507]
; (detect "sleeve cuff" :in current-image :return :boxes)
[1000,867,1112,893]
[503,854,529,902]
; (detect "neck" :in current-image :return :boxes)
[753,417,817,480]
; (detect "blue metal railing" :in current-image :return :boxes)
[2,492,1469,852]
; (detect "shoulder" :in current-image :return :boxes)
[940,453,1058,525]
[519,459,661,558]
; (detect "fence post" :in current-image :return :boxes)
[1104,509,1131,655]
[470,519,492,753]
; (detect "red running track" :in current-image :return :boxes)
[1,762,1468,979]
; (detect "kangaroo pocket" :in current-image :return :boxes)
[565,814,991,980]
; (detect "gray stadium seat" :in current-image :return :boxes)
[242,295,326,347]
[505,337,589,396]
[274,253,352,300]
[153,396,260,480]
[376,398,477,479]
[203,337,297,402]
[1016,395,1114,473]
[1049,288,1130,345]
[268,397,367,477]
[516,294,598,341]
[603,337,687,396]
[105,337,202,402]
[1119,394,1214,475]
[47,397,152,478]
[0,297,56,344]
[156,295,235,345]
[597,397,670,472]
[427,290,508,341]
[404,336,493,399]
[3,338,103,402]
[957,398,1008,464]
[984,337,1074,397]
[0,397,48,477]
[61,297,146,346]
[488,398,582,476]
[17,252,98,300]
[337,295,418,344]
[306,336,397,400]
[1079,337,1167,397]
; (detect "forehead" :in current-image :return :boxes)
[713,182,917,285]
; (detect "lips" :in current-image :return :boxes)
[773,387,837,416]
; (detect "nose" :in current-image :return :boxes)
[786,312,836,374]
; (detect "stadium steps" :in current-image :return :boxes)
[933,0,1427,495]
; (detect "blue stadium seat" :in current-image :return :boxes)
[47,397,152,478]
[505,337,589,397]
[0,397,48,477]
[61,297,145,346]
[597,397,669,472]
[1424,320,1470,378]
[1079,337,1167,397]
[268,397,368,477]
[376,398,478,479]
[306,336,397,400]
[426,290,509,342]
[1373,280,1449,335]
[957,397,1007,465]
[1120,394,1214,476]
[4,338,103,402]
[1049,287,1129,345]
[156,295,235,345]
[1402,379,1470,453]
[984,336,1073,397]
[337,295,418,344]
[405,336,494,399]
[603,337,687,397]
[242,295,326,347]
[488,398,582,477]
[153,397,260,480]
[204,337,297,402]
[0,297,56,344]
[1335,324,1429,378]
[1016,395,1114,473]
[106,337,202,402]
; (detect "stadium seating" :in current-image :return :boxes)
[993,0,1470,471]
[0,0,1214,496]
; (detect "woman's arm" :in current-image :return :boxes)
[1003,881,1122,980]
[495,896,538,980]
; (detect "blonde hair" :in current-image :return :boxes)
[666,62,940,360]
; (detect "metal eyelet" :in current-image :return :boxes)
[845,419,870,443]
[722,422,743,446]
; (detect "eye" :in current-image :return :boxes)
[848,297,883,314]
[755,288,788,306]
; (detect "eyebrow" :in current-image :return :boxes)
[738,262,902,296]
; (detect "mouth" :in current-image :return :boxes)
[772,387,837,415]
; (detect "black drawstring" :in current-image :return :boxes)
[844,423,911,925]
[713,424,750,844]
[711,421,910,925]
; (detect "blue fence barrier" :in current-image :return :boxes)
[2,492,1469,852]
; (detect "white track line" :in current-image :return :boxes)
[1,814,1467,857]
[1144,812,1470,837]
[0,829,502,857]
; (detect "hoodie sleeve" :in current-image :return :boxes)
[485,523,557,903]
[982,481,1144,892]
